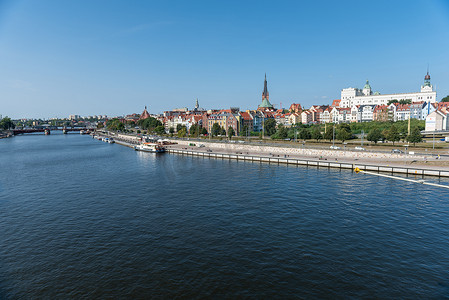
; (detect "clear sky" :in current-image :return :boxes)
[1,0,449,119]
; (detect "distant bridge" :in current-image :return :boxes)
[12,127,94,135]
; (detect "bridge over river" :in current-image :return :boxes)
[12,127,94,135]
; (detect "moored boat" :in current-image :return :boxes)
[134,143,165,153]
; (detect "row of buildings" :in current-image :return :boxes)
[130,72,448,135]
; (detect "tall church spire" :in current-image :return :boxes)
[262,73,269,100]
[258,73,274,111]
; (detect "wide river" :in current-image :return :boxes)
[1,133,449,298]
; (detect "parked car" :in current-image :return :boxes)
[391,149,404,154]
[330,145,341,150]
[354,146,366,151]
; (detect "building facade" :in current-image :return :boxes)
[340,72,437,108]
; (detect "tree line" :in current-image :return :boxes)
[0,117,15,130]
[268,120,424,146]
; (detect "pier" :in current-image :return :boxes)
[166,148,449,178]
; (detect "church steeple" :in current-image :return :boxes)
[262,73,269,100]
[139,106,150,120]
[258,73,274,111]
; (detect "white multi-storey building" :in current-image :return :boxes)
[340,72,437,108]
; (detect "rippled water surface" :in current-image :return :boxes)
[1,134,449,298]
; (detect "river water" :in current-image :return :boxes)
[1,133,449,298]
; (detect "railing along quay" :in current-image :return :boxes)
[166,148,449,178]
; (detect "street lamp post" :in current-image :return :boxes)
[433,130,435,150]
[332,123,336,147]
[262,119,265,140]
[361,129,364,147]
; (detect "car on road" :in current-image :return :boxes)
[330,145,341,150]
[391,149,404,154]
[354,146,366,151]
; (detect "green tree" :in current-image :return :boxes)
[263,119,276,136]
[336,124,352,142]
[138,117,162,132]
[386,124,400,145]
[240,125,249,137]
[169,127,175,134]
[176,124,186,132]
[211,123,221,137]
[155,125,165,135]
[387,99,398,105]
[311,127,322,141]
[273,124,288,139]
[189,125,198,136]
[200,127,208,135]
[367,128,383,144]
[227,126,235,139]
[336,128,352,142]
[0,117,15,130]
[407,126,422,146]
[177,128,187,137]
[126,120,136,127]
[299,128,310,140]
[399,99,412,105]
[441,95,449,102]
[106,118,125,131]
[324,125,335,142]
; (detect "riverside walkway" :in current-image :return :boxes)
[93,132,449,178]
[164,141,449,178]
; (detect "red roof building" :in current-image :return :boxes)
[139,106,151,120]
[289,103,302,113]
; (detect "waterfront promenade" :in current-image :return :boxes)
[168,139,449,166]
[99,132,449,177]
[163,140,449,177]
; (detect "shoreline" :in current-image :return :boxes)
[96,132,449,177]
[165,147,449,178]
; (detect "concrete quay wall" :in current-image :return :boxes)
[172,139,425,161]
[167,148,449,178]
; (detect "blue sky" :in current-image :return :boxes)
[1,0,449,119]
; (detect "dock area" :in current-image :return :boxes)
[93,132,449,178]
[166,147,449,177]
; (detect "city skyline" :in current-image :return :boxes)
[1,0,449,119]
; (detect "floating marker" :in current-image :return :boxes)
[354,168,449,190]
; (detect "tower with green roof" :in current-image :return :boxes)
[362,79,372,96]
[258,73,274,111]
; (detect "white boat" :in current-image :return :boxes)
[108,138,115,144]
[134,143,165,153]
